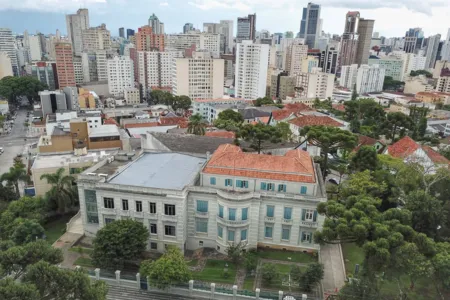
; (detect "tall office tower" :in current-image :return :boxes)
[56,29,61,40]
[441,29,450,61]
[135,26,165,51]
[107,56,134,97]
[31,62,57,90]
[404,28,424,54]
[339,64,358,89]
[172,51,224,100]
[0,28,18,76]
[236,14,256,43]
[126,29,135,39]
[23,30,30,48]
[339,11,360,70]
[235,41,269,99]
[55,42,75,88]
[29,35,42,61]
[183,23,194,33]
[425,34,441,69]
[119,27,125,38]
[66,8,90,56]
[273,33,283,45]
[321,45,339,74]
[82,24,111,52]
[148,13,164,34]
[356,64,385,94]
[165,33,220,58]
[299,3,321,49]
[354,18,375,65]
[0,52,13,79]
[220,20,234,54]
[285,43,308,75]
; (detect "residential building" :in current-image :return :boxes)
[354,18,375,65]
[0,28,18,75]
[29,35,42,61]
[76,143,326,254]
[321,45,338,74]
[299,3,321,49]
[235,41,269,99]
[441,29,450,61]
[285,43,308,75]
[221,54,235,83]
[270,72,296,100]
[31,62,57,90]
[165,33,220,58]
[183,23,194,34]
[404,28,424,54]
[289,115,345,141]
[425,34,441,69]
[301,56,319,73]
[403,75,434,94]
[172,51,224,100]
[124,87,140,105]
[356,64,385,94]
[220,20,234,54]
[402,52,427,76]
[16,47,31,68]
[436,72,450,93]
[148,13,164,34]
[107,56,134,97]
[339,64,358,89]
[236,14,256,43]
[78,88,96,109]
[415,91,450,104]
[192,97,250,122]
[66,8,90,56]
[55,42,76,88]
[135,26,165,52]
[0,52,13,79]
[119,27,125,38]
[339,11,360,69]
[434,60,450,79]
[126,29,135,39]
[39,90,69,116]
[295,68,335,99]
[82,24,111,52]
[368,57,405,81]
[73,56,84,84]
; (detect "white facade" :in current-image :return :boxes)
[66,9,90,56]
[436,76,450,94]
[165,33,221,58]
[403,75,434,94]
[193,97,250,121]
[295,68,335,99]
[368,57,404,81]
[124,87,140,105]
[172,51,224,100]
[285,44,308,75]
[73,56,84,84]
[28,35,42,61]
[0,52,13,79]
[82,25,111,52]
[235,41,269,99]
[339,64,358,89]
[107,56,134,97]
[0,28,18,76]
[356,64,385,94]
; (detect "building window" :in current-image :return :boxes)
[218,226,223,238]
[104,197,114,209]
[236,180,249,188]
[149,202,156,214]
[197,200,208,213]
[218,205,224,218]
[301,232,313,243]
[122,199,129,211]
[225,179,233,187]
[261,182,274,191]
[196,220,208,233]
[300,186,307,195]
[164,204,176,216]
[282,227,290,240]
[242,208,248,221]
[164,225,176,236]
[228,230,235,242]
[266,205,274,218]
[284,207,292,220]
[228,208,236,221]
[210,177,216,185]
[105,217,115,224]
[150,223,157,234]
[302,209,317,222]
[85,190,99,224]
[136,201,142,212]
[241,229,247,241]
[199,241,204,247]
[265,226,273,238]
[278,184,287,192]
[150,242,158,250]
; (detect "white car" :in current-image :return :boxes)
[0,147,3,154]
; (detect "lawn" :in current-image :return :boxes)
[243,276,255,290]
[74,257,94,268]
[192,259,236,284]
[44,214,74,245]
[187,259,198,267]
[69,246,94,255]
[256,250,317,263]
[262,263,306,292]
[341,243,365,276]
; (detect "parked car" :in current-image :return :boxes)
[0,147,4,154]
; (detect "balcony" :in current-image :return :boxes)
[133,211,144,218]
[145,212,158,220]
[301,221,318,228]
[264,216,275,223]
[119,210,130,217]
[216,215,249,227]
[101,208,117,214]
[195,211,209,218]
[282,218,293,225]
[161,214,177,222]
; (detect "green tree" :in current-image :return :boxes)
[244,252,258,272]
[0,278,39,300]
[92,219,149,269]
[383,76,404,91]
[187,113,207,135]
[1,165,29,199]
[290,265,303,282]
[382,112,413,141]
[140,246,192,289]
[418,117,427,138]
[410,70,432,78]
[0,76,47,105]
[276,122,293,141]
[300,263,324,292]
[226,241,246,264]
[349,146,379,172]
[217,109,244,123]
[261,264,280,284]
[300,126,357,178]
[338,278,381,300]
[254,97,274,107]
[11,219,45,245]
[313,98,332,110]
[238,123,282,154]
[40,167,76,214]
[172,95,191,112]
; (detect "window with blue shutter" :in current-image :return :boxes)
[278,184,287,192]
[241,229,247,241]
[228,230,235,242]
[196,200,208,213]
[300,186,307,194]
[266,205,274,217]
[265,226,273,238]
[236,180,242,187]
[301,209,306,221]
[260,182,267,190]
[242,208,248,220]
[313,210,318,222]
[196,220,208,233]
[282,227,290,240]
[228,208,236,220]
[218,205,224,218]
[225,179,233,187]
[284,207,292,220]
[217,226,223,238]
[267,183,275,191]
[210,177,216,185]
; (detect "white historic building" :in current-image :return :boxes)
[77,144,326,254]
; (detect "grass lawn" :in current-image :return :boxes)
[69,247,94,255]
[262,263,307,292]
[74,257,94,268]
[341,243,365,276]
[243,276,255,290]
[192,259,236,284]
[256,250,317,263]
[187,259,198,267]
[44,214,74,245]
[379,275,438,300]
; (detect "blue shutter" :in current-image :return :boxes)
[267,205,274,217]
[241,229,247,241]
[236,180,242,188]
[261,182,267,190]
[228,230,235,242]
[301,209,306,221]
[242,208,248,220]
[313,210,318,222]
[229,208,236,220]
[210,177,216,185]
[309,232,313,243]
[284,207,292,220]
[218,226,223,238]
[270,183,275,191]
[218,205,224,218]
[301,186,307,194]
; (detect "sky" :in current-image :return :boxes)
[0,0,449,39]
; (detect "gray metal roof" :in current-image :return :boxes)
[108,153,205,190]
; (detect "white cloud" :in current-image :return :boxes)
[159,2,169,6]
[0,0,107,12]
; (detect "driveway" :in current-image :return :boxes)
[320,243,346,295]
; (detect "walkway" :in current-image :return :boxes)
[320,243,346,294]
[107,285,198,300]
[52,213,84,268]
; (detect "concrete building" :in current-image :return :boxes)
[183,23,194,34]
[299,3,321,49]
[124,87,140,105]
[78,88,96,109]
[295,68,335,99]
[16,47,31,68]
[339,11,360,69]
[193,97,250,121]
[441,29,450,62]
[0,52,13,79]
[436,72,450,94]
[76,143,326,254]
[339,64,358,89]
[270,71,296,100]
[434,61,450,79]
[356,64,385,94]
[73,56,84,84]
[55,42,76,88]
[172,51,224,100]
[39,90,68,116]
[285,43,308,75]
[235,41,269,99]
[368,57,404,81]
[404,75,434,94]
[29,35,42,61]
[82,24,111,52]
[321,45,339,74]
[221,54,235,83]
[135,26,165,52]
[404,28,424,54]
[220,20,234,54]
[236,14,256,43]
[165,33,221,58]
[425,34,441,69]
[119,27,125,38]
[355,18,375,65]
[66,8,90,56]
[148,13,164,34]
[107,56,134,97]
[31,62,57,90]
[0,28,18,75]
[126,29,135,39]
[301,56,319,73]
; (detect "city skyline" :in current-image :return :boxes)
[0,0,448,38]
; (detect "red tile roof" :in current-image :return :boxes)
[104,118,119,126]
[124,122,158,129]
[271,110,298,121]
[422,146,449,164]
[158,117,187,126]
[387,136,420,158]
[354,135,384,153]
[205,131,236,139]
[257,116,270,124]
[203,144,316,183]
[288,115,344,127]
[332,104,345,112]
[283,103,313,111]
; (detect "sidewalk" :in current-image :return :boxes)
[53,213,84,268]
[320,243,346,294]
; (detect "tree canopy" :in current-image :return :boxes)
[40,167,77,214]
[238,123,282,154]
[349,146,379,172]
[254,97,274,107]
[148,90,191,113]
[187,113,207,135]
[0,76,47,105]
[410,70,432,78]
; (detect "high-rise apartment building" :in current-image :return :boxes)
[295,68,335,99]
[236,14,256,43]
[339,64,358,89]
[285,44,308,75]
[81,50,108,83]
[270,71,296,100]
[126,29,135,39]
[183,23,194,34]
[148,13,164,34]
[82,24,111,52]
[299,3,321,49]
[165,33,221,58]
[368,57,404,81]
[172,51,224,100]
[220,20,234,54]
[339,12,360,70]
[301,56,319,73]
[119,27,125,38]
[0,52,13,79]
[31,61,57,90]
[107,56,134,97]
[436,69,450,93]
[0,28,18,76]
[441,29,450,62]
[425,34,441,69]
[66,8,90,56]
[55,42,76,88]
[404,28,424,54]
[235,41,269,99]
[29,35,42,61]
[135,26,165,52]
[73,56,84,84]
[321,45,339,74]
[356,64,385,94]
[354,18,375,65]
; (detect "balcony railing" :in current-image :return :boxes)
[264,216,275,223]
[162,214,177,222]
[145,212,158,220]
[301,221,318,228]
[195,211,209,218]
[216,215,249,227]
[282,218,293,225]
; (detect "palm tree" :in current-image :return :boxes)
[1,166,29,199]
[40,167,76,214]
[187,114,207,135]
